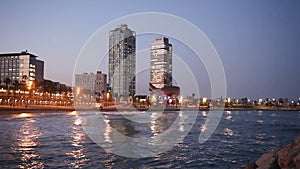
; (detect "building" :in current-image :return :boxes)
[75,73,96,92]
[150,37,172,89]
[149,37,180,99]
[95,71,107,97]
[35,60,44,83]
[109,24,136,98]
[43,79,70,93]
[75,71,107,97]
[0,51,44,86]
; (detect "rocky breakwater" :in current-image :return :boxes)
[245,135,300,169]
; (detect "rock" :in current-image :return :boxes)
[295,135,300,145]
[294,153,300,168]
[246,135,300,169]
[245,162,258,169]
[255,150,280,169]
[277,142,300,168]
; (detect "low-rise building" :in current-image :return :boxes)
[0,51,44,86]
[75,71,107,98]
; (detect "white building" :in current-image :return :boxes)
[75,71,107,97]
[0,51,44,86]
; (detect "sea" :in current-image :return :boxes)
[0,110,299,169]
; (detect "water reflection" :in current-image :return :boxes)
[255,133,266,144]
[65,116,89,168]
[103,116,112,144]
[223,128,233,136]
[149,112,175,136]
[14,113,33,118]
[68,111,78,116]
[12,115,44,168]
[257,120,264,124]
[81,111,197,158]
[225,111,233,121]
[201,111,208,117]
[200,123,207,132]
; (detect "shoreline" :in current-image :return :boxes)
[0,105,299,114]
[0,105,75,114]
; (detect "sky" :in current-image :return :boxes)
[0,0,299,100]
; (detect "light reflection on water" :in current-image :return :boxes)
[223,128,234,136]
[257,120,264,124]
[65,115,90,168]
[12,116,44,169]
[225,111,233,121]
[14,112,33,118]
[81,111,196,158]
[68,111,78,116]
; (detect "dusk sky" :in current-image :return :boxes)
[0,0,299,100]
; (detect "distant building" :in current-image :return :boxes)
[75,73,96,92]
[75,71,107,97]
[109,24,136,98]
[95,71,107,97]
[149,37,180,98]
[43,79,70,92]
[0,51,44,85]
[150,37,172,88]
[35,60,44,83]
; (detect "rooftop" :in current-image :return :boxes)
[0,51,38,57]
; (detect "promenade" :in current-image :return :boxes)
[0,104,299,114]
[0,105,74,114]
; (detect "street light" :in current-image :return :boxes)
[26,80,33,90]
[75,87,81,95]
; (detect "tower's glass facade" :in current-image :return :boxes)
[150,37,172,89]
[109,24,136,98]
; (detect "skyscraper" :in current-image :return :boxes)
[150,37,172,89]
[109,24,136,98]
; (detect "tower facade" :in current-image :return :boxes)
[150,37,172,89]
[109,24,136,98]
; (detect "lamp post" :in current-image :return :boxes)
[25,80,34,107]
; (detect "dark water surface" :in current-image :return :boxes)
[0,110,299,168]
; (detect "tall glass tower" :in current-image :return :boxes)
[109,24,136,98]
[150,37,172,89]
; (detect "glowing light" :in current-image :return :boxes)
[179,96,183,104]
[26,81,33,90]
[69,111,78,116]
[16,113,33,118]
[0,88,7,92]
[227,98,231,103]
[76,87,81,95]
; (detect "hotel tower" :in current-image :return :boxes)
[108,24,136,98]
[150,37,173,89]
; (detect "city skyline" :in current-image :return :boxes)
[0,1,299,99]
